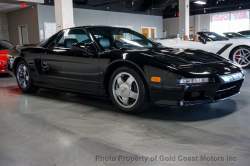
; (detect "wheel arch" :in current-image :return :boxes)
[229,45,250,58]
[103,60,150,96]
[12,57,25,75]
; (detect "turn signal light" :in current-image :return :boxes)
[151,77,161,82]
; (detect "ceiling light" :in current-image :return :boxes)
[194,1,206,5]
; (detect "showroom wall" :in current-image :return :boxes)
[0,13,9,41]
[8,6,40,45]
[37,5,163,40]
[163,14,211,38]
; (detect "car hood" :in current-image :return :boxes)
[152,48,226,64]
[148,48,242,76]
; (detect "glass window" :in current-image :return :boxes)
[223,32,245,38]
[199,32,229,41]
[88,27,160,50]
[0,40,13,50]
[238,31,250,38]
[55,28,91,48]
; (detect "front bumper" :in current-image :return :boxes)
[150,78,244,107]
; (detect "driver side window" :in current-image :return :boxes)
[55,28,91,48]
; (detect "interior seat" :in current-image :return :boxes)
[184,35,189,41]
[98,38,110,50]
[193,35,200,42]
[64,38,78,48]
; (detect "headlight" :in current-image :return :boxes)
[176,78,211,84]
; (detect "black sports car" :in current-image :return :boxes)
[7,26,244,113]
[223,32,246,39]
[238,30,250,38]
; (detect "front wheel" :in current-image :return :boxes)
[230,46,250,67]
[16,60,39,93]
[109,67,150,113]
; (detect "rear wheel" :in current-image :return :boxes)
[109,67,150,113]
[16,60,39,93]
[230,46,250,67]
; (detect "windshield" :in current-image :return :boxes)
[223,32,245,38]
[88,27,161,50]
[199,32,229,41]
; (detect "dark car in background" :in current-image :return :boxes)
[223,32,246,39]
[0,40,13,74]
[238,30,250,38]
[7,26,244,113]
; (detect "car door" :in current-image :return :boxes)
[41,31,65,88]
[42,28,100,92]
[175,40,215,53]
[0,41,12,72]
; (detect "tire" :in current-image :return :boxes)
[229,46,250,68]
[109,66,150,113]
[16,60,39,93]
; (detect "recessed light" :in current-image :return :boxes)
[194,1,206,5]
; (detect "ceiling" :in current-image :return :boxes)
[164,0,250,18]
[0,0,43,13]
[46,0,250,18]
[0,2,30,13]
[0,0,249,17]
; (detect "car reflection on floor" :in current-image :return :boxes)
[0,70,249,166]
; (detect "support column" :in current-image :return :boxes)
[194,15,200,34]
[179,0,190,38]
[54,0,75,32]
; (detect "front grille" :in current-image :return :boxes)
[214,80,243,100]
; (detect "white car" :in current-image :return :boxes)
[157,32,250,67]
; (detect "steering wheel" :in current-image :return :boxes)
[114,40,124,49]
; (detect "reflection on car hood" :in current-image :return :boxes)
[152,48,227,64]
[148,48,241,75]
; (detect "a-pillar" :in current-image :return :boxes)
[179,0,190,38]
[54,0,75,32]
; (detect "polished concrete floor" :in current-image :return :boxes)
[0,70,250,166]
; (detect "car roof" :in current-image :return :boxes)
[0,40,13,44]
[61,25,128,31]
[238,30,250,33]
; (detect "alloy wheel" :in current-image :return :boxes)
[112,72,139,109]
[17,64,29,89]
[233,48,250,67]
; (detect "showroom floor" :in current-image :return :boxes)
[0,70,250,166]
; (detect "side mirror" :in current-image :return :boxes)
[71,43,89,53]
[198,36,207,44]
